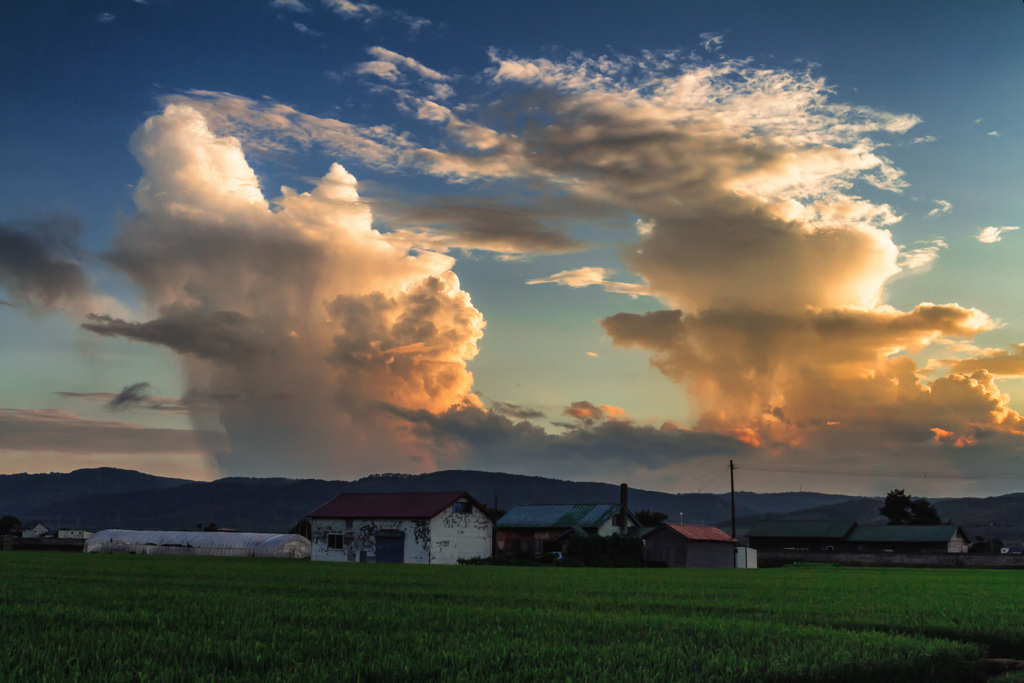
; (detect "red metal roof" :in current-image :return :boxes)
[663,524,736,543]
[307,491,478,519]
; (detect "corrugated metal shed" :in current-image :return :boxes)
[497,504,632,529]
[660,523,736,543]
[845,525,964,543]
[83,529,311,558]
[747,520,856,539]
[307,491,481,519]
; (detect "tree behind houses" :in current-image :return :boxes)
[878,489,942,525]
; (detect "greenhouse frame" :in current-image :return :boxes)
[84,529,311,559]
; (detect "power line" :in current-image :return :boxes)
[662,464,730,492]
[697,466,730,494]
[738,464,1024,481]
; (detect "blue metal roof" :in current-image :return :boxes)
[496,504,629,529]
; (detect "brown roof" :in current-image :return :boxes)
[662,523,736,543]
[307,491,481,519]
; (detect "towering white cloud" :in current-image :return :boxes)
[404,49,1024,457]
[90,103,485,477]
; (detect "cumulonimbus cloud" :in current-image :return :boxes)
[60,43,1024,485]
[86,102,485,477]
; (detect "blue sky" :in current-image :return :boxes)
[1,1,1023,497]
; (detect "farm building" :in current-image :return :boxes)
[747,520,856,552]
[83,530,311,558]
[496,500,639,556]
[747,520,970,555]
[642,523,737,568]
[307,491,493,564]
[21,522,50,539]
[58,529,92,540]
[843,525,969,554]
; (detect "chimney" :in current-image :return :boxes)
[619,483,628,535]
[679,513,684,525]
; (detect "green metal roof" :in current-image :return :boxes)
[496,504,626,529]
[746,520,856,539]
[846,525,964,543]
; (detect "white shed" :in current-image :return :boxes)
[83,529,311,558]
[307,491,493,564]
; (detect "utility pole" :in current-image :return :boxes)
[730,460,736,541]
[730,459,737,569]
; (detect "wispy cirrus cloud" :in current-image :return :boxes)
[355,47,454,100]
[0,408,227,454]
[897,238,947,271]
[359,46,449,83]
[927,199,952,217]
[321,0,429,33]
[292,22,321,36]
[976,226,1019,244]
[158,90,415,170]
[381,199,588,256]
[527,267,650,298]
[271,0,309,11]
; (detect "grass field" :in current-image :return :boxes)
[2,554,1023,682]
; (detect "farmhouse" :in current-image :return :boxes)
[642,523,737,568]
[307,491,493,564]
[84,529,311,558]
[496,503,639,555]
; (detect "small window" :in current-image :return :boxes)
[452,502,472,514]
[327,533,345,550]
[345,519,354,529]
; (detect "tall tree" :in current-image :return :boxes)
[878,489,942,525]
[635,509,669,526]
[0,515,22,535]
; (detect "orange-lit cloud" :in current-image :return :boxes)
[943,346,1024,377]
[563,400,628,425]
[84,103,484,477]
[33,44,1024,488]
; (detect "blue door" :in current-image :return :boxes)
[374,531,405,563]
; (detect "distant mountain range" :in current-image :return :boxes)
[2,468,1021,544]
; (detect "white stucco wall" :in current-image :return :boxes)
[311,499,493,564]
[311,517,432,563]
[429,504,493,564]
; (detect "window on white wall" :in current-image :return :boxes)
[327,533,345,550]
[452,502,472,514]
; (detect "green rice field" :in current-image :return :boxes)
[2,553,1023,682]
